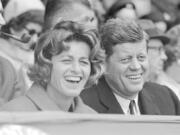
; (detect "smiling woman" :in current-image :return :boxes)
[0,20,105,113]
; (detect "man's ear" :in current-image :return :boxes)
[104,56,110,72]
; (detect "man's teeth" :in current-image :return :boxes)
[65,76,81,83]
[126,74,142,80]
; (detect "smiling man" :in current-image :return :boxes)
[81,18,180,115]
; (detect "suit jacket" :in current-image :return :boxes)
[81,76,180,115]
[0,83,96,113]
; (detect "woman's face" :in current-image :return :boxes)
[50,40,91,97]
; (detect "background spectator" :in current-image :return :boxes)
[44,0,98,31]
[165,24,180,84]
[139,19,180,100]
[105,0,137,21]
[0,0,45,92]
[0,0,23,105]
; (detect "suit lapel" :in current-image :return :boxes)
[139,84,161,115]
[73,97,97,113]
[97,77,124,114]
[26,84,60,111]
[96,77,161,115]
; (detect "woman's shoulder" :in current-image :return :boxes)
[0,96,38,112]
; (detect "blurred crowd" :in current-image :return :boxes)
[0,0,180,115]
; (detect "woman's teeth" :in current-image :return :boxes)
[65,76,81,83]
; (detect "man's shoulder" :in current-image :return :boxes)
[81,84,99,100]
[81,76,108,96]
[144,82,172,93]
[80,82,108,113]
[141,82,180,115]
[143,82,179,102]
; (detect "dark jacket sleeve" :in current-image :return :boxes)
[81,86,108,113]
[167,87,180,115]
[145,82,180,115]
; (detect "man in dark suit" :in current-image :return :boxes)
[81,18,180,115]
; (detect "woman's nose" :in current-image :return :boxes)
[71,62,81,73]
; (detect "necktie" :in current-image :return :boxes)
[129,100,135,115]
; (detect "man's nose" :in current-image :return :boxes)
[130,58,141,70]
[0,14,6,26]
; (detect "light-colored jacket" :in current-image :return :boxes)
[0,56,18,105]
[0,83,96,113]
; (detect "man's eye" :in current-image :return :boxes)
[138,55,146,61]
[120,58,131,63]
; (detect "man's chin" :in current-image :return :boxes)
[128,85,143,94]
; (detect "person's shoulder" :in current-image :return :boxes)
[144,82,171,92]
[81,76,105,95]
[144,82,179,100]
[74,97,97,114]
[144,82,180,115]
[0,96,38,111]
[81,84,99,99]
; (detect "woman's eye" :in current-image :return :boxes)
[61,59,71,63]
[80,60,90,65]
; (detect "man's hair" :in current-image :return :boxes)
[105,0,136,20]
[100,18,147,58]
[44,0,91,31]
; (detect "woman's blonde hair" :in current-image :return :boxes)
[28,20,105,88]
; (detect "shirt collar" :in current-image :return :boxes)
[113,92,140,115]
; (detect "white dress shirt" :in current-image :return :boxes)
[113,92,141,115]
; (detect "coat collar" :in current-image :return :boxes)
[97,76,124,114]
[26,83,96,113]
[26,84,60,111]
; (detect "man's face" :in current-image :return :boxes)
[148,39,167,76]
[0,1,5,29]
[105,39,149,99]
